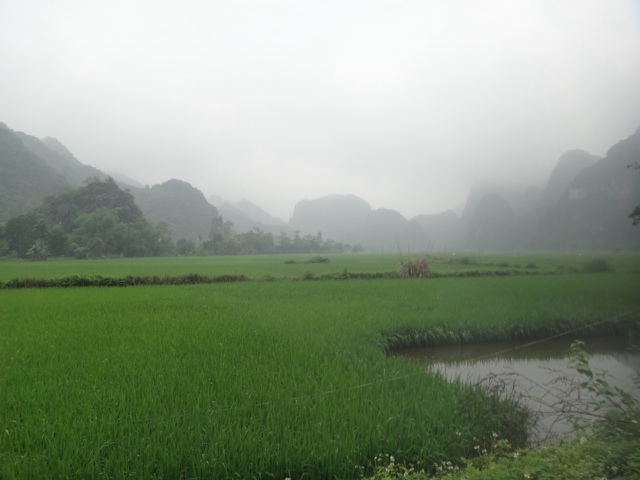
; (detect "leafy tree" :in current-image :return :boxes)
[276,232,292,253]
[176,238,197,255]
[630,162,640,226]
[26,239,50,261]
[86,236,106,258]
[72,209,118,247]
[205,217,239,255]
[2,178,175,259]
[41,177,144,230]
[4,211,45,257]
[236,228,275,254]
[153,222,176,256]
[0,223,8,256]
[47,225,70,256]
[629,205,640,226]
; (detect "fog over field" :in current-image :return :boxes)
[1,0,639,220]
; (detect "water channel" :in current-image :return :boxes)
[398,336,640,443]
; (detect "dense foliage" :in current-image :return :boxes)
[630,161,640,226]
[0,177,362,259]
[364,342,640,479]
[0,178,174,258]
[199,221,363,256]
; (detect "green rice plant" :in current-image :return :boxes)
[1,264,639,479]
[375,274,639,353]
[0,254,400,281]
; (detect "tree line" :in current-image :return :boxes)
[0,178,362,260]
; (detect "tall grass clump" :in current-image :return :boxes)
[397,256,431,278]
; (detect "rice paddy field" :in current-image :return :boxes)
[1,252,639,282]
[1,253,639,479]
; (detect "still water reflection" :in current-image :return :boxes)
[398,337,640,443]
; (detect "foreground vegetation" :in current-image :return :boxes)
[1,254,639,478]
[366,341,640,480]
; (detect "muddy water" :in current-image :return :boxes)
[398,336,640,443]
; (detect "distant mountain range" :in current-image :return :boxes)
[288,194,428,251]
[208,195,289,237]
[1,120,639,251]
[130,180,219,242]
[1,123,84,222]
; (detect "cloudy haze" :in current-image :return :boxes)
[1,0,639,220]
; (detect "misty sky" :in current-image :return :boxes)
[1,1,640,221]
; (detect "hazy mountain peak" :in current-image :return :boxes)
[10,130,100,186]
[462,182,541,220]
[131,179,219,241]
[228,199,285,225]
[41,137,74,157]
[207,194,225,208]
[0,125,69,221]
[109,171,145,188]
[540,149,601,210]
[207,195,286,231]
[297,193,372,211]
[150,179,210,202]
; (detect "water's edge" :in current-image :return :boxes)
[396,337,640,443]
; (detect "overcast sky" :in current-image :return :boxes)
[1,0,640,221]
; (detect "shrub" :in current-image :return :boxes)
[460,256,475,265]
[305,256,330,264]
[583,257,614,273]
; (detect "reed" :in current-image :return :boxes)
[397,256,431,278]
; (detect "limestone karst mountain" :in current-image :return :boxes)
[0,123,69,222]
[208,196,288,236]
[534,128,640,251]
[131,179,220,242]
[289,194,428,251]
[1,118,639,252]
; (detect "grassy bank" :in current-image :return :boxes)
[1,256,639,478]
